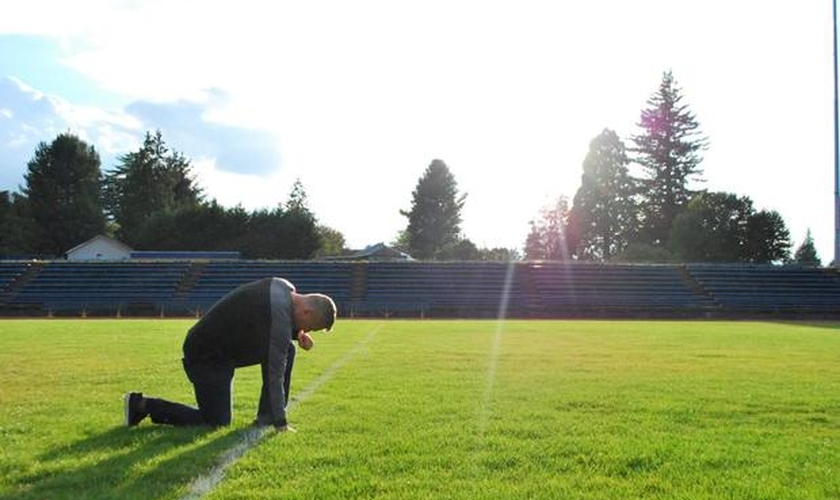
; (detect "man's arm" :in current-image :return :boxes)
[254,278,295,428]
[256,347,289,428]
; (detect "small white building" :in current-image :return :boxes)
[326,242,414,261]
[65,235,133,261]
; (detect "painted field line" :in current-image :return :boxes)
[179,326,381,500]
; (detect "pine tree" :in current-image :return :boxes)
[632,71,708,246]
[400,159,466,259]
[285,178,311,214]
[793,229,821,266]
[103,130,202,246]
[23,133,107,256]
[278,179,320,259]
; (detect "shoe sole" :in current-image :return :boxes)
[123,393,131,427]
[123,392,131,427]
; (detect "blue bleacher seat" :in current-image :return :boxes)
[687,263,840,313]
[9,260,190,314]
[1,259,838,318]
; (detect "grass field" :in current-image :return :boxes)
[0,319,838,500]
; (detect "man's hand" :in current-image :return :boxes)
[297,331,314,351]
[254,416,296,433]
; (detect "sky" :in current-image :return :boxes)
[0,1,836,262]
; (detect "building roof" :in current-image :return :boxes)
[65,235,133,256]
[326,242,414,261]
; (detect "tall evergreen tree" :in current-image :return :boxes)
[793,229,821,266]
[285,178,310,214]
[400,159,466,259]
[632,71,708,246]
[569,129,636,261]
[277,209,321,259]
[103,130,202,246]
[23,133,107,256]
[278,179,321,259]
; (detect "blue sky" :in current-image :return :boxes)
[0,35,109,105]
[0,1,836,262]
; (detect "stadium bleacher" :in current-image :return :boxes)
[0,261,30,297]
[357,261,530,317]
[175,261,354,316]
[0,259,838,318]
[8,260,190,315]
[525,262,714,316]
[687,263,840,314]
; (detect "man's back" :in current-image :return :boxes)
[183,278,280,367]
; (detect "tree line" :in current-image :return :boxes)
[524,71,821,265]
[0,131,335,259]
[397,71,821,265]
[0,71,823,264]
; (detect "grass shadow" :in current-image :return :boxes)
[4,424,270,500]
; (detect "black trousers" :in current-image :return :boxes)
[146,343,296,426]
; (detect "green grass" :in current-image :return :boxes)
[1,319,838,499]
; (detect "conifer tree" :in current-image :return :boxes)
[400,159,466,259]
[103,130,202,246]
[23,133,106,256]
[632,71,708,246]
[793,229,821,266]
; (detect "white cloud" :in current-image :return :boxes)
[0,76,142,162]
[191,157,289,209]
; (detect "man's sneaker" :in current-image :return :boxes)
[124,392,147,427]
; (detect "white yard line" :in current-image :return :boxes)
[179,326,381,500]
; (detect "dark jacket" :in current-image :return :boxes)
[183,277,296,426]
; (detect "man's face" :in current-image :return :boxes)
[294,306,319,333]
